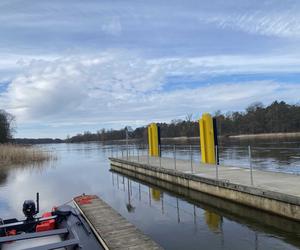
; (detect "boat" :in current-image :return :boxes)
[0,193,104,250]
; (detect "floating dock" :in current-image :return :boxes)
[109,156,300,221]
[73,195,162,250]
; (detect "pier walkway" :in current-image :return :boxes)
[110,156,300,221]
[120,156,300,197]
[74,195,162,250]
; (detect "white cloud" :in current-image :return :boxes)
[1,52,165,122]
[1,51,300,138]
[152,54,300,75]
[201,9,300,38]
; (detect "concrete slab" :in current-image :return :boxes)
[110,156,300,221]
[119,156,300,198]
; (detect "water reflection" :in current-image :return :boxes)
[0,160,56,191]
[111,169,300,250]
[113,170,214,229]
[126,179,135,213]
[151,188,161,201]
[0,168,9,186]
[204,211,223,233]
[219,146,300,173]
[0,143,299,250]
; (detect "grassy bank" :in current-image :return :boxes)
[0,144,55,167]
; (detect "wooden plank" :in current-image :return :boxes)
[74,195,163,250]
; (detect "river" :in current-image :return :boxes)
[0,141,300,249]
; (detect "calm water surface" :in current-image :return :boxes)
[1,142,300,250]
[158,137,300,174]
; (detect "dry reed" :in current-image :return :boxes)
[0,144,56,167]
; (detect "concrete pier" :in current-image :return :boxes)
[109,156,300,221]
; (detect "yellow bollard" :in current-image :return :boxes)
[148,123,160,156]
[148,126,153,155]
[199,113,216,164]
[199,118,207,163]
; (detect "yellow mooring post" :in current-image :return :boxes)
[148,123,160,156]
[199,113,216,164]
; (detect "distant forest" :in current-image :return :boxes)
[66,101,300,143]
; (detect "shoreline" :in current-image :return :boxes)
[161,132,300,141]
[63,132,300,144]
[228,132,300,140]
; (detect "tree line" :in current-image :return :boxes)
[66,101,300,143]
[215,101,300,135]
[1,101,299,144]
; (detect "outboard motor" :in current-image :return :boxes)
[23,200,36,220]
[23,193,39,221]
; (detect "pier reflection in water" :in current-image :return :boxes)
[111,170,300,250]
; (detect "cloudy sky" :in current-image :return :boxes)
[1,0,300,138]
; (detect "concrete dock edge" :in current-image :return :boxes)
[110,157,300,221]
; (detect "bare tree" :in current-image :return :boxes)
[0,110,15,143]
[185,113,193,122]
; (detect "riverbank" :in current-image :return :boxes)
[63,131,300,144]
[0,144,55,167]
[161,132,300,141]
[228,132,300,140]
